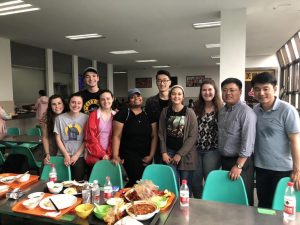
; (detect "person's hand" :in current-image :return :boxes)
[64,154,71,166]
[228,165,242,180]
[162,153,172,164]
[70,154,79,165]
[43,154,51,164]
[112,156,123,165]
[291,169,300,191]
[103,154,110,160]
[142,155,152,166]
[171,154,181,165]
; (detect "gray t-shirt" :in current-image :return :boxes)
[253,97,300,171]
[54,112,88,156]
[218,101,257,157]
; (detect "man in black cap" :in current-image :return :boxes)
[77,67,101,114]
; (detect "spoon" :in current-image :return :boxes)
[16,171,29,179]
[94,203,101,210]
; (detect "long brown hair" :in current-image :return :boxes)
[194,79,223,118]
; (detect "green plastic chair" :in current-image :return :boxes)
[142,164,179,197]
[0,151,5,166]
[40,156,71,182]
[272,177,300,212]
[19,127,41,149]
[89,160,124,188]
[202,170,249,206]
[4,127,21,147]
[10,146,42,173]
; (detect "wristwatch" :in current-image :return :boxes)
[236,163,243,169]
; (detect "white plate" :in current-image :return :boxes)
[0,176,16,184]
[63,187,78,195]
[28,192,45,199]
[0,185,9,192]
[39,194,77,210]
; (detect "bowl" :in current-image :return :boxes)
[0,176,16,184]
[28,192,45,200]
[47,181,63,194]
[126,200,159,221]
[93,204,112,220]
[106,197,124,206]
[17,174,30,183]
[0,185,9,193]
[22,198,39,210]
[75,203,94,219]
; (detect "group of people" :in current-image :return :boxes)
[40,66,300,208]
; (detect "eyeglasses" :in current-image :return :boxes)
[156,79,170,84]
[222,89,239,93]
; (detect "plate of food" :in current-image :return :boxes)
[0,176,16,184]
[106,197,124,206]
[39,194,77,210]
[63,187,79,195]
[126,200,159,221]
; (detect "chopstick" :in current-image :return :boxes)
[49,198,60,212]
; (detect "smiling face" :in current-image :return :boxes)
[170,87,184,106]
[84,72,99,88]
[99,92,113,110]
[69,96,83,113]
[128,93,143,107]
[201,84,215,103]
[253,83,276,107]
[221,83,241,107]
[51,97,65,115]
[156,74,171,93]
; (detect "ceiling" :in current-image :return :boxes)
[0,0,299,71]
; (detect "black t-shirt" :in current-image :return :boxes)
[159,98,169,113]
[76,89,101,114]
[166,106,187,151]
[113,108,156,158]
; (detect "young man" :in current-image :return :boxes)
[252,72,300,208]
[218,78,257,206]
[77,67,101,114]
[145,70,172,163]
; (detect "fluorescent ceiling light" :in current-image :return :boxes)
[211,55,220,59]
[216,62,220,65]
[110,50,138,55]
[113,71,127,74]
[0,7,39,16]
[66,33,104,40]
[0,3,31,12]
[136,59,157,63]
[205,43,220,48]
[152,65,170,68]
[0,0,23,7]
[193,21,221,29]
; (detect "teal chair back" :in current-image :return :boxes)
[142,164,179,197]
[27,127,42,136]
[40,156,71,182]
[202,170,249,206]
[7,127,21,136]
[0,151,5,166]
[10,146,42,172]
[89,160,124,188]
[272,177,300,212]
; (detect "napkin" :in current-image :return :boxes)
[114,216,143,225]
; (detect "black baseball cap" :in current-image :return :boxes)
[83,67,98,76]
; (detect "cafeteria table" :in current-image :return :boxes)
[162,198,300,225]
[0,135,42,145]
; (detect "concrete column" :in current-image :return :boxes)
[72,55,79,92]
[0,37,13,101]
[220,9,246,99]
[107,64,114,91]
[45,49,54,96]
[92,60,97,69]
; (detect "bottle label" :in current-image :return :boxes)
[104,191,112,199]
[284,197,295,215]
[180,190,189,205]
[49,173,57,182]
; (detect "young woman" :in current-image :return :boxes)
[192,79,223,198]
[41,94,67,165]
[85,90,116,177]
[112,88,157,187]
[159,85,198,190]
[54,93,88,180]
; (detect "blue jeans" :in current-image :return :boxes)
[192,149,221,198]
[166,149,194,196]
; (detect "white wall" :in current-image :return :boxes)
[246,54,279,70]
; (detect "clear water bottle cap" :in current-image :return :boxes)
[288,182,294,187]
[93,180,98,184]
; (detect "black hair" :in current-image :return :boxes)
[46,94,67,136]
[221,78,242,90]
[251,72,277,87]
[39,90,47,96]
[83,67,98,76]
[68,93,83,105]
[99,89,114,99]
[156,70,171,80]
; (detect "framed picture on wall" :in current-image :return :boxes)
[186,75,205,87]
[135,77,152,88]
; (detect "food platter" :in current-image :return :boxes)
[0,176,16,184]
[39,194,77,210]
[125,200,159,221]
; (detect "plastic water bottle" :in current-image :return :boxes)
[92,180,100,204]
[48,164,57,182]
[82,182,91,204]
[104,176,113,202]
[180,179,189,207]
[283,182,296,221]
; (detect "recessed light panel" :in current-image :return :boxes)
[136,59,157,63]
[66,33,104,40]
[152,65,170,68]
[109,50,138,55]
[193,21,221,29]
[205,43,220,48]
